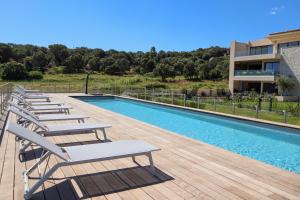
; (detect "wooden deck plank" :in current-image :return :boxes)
[1,93,300,200]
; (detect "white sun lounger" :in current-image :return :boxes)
[11,100,72,114]
[16,85,42,94]
[9,104,89,123]
[8,109,111,152]
[12,94,64,106]
[28,104,72,114]
[15,88,51,101]
[6,122,160,199]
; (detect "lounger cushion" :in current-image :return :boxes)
[30,105,72,110]
[29,102,64,106]
[65,140,159,162]
[38,114,89,121]
[44,123,112,134]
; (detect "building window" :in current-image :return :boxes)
[250,45,273,55]
[278,41,300,53]
[264,62,279,74]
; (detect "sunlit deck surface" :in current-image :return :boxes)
[1,93,300,200]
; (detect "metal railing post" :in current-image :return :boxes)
[0,88,3,114]
[283,110,287,123]
[214,97,216,111]
[255,105,259,118]
[232,103,236,114]
[197,97,200,109]
[152,88,154,101]
[183,94,186,107]
[172,91,174,104]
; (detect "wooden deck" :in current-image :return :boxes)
[0,93,300,200]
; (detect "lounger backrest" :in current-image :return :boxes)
[15,88,26,97]
[17,85,26,91]
[6,122,68,161]
[11,94,28,106]
[8,107,48,131]
[9,102,39,120]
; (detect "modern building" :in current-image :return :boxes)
[229,29,300,96]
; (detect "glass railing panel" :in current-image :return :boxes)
[234,70,275,76]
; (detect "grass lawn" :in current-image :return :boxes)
[138,95,300,126]
[2,73,299,126]
[0,74,228,91]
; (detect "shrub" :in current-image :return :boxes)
[1,61,28,80]
[145,83,166,89]
[48,66,64,74]
[276,75,296,96]
[28,71,43,80]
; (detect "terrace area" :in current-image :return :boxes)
[0,93,300,200]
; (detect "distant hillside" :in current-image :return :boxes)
[0,43,229,81]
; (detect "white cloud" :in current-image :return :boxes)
[269,6,285,15]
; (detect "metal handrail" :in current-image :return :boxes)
[0,83,13,115]
[0,83,13,145]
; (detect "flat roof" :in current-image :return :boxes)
[269,28,300,36]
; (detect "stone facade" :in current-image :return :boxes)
[280,46,300,96]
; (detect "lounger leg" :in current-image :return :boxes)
[132,156,136,163]
[102,129,107,141]
[20,141,32,153]
[24,155,62,199]
[26,151,50,175]
[95,130,100,140]
[95,129,107,141]
[147,153,156,176]
[24,163,60,199]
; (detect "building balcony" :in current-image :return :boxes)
[233,70,276,82]
[234,53,280,62]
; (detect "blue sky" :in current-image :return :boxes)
[0,0,299,51]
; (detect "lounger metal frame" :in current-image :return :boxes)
[8,109,109,152]
[5,122,159,200]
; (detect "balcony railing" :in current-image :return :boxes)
[235,51,275,57]
[234,70,276,76]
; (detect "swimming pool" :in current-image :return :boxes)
[74,96,300,173]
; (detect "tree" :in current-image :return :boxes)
[23,56,33,71]
[276,75,296,95]
[0,44,13,63]
[64,53,84,73]
[87,57,101,71]
[98,57,113,71]
[145,59,156,73]
[183,61,197,80]
[93,48,106,58]
[104,58,130,75]
[48,44,69,65]
[1,61,28,80]
[153,63,175,82]
[149,46,157,61]
[196,63,209,80]
[32,51,49,72]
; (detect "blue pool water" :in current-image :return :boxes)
[75,96,300,173]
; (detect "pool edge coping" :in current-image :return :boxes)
[68,93,300,175]
[71,94,300,131]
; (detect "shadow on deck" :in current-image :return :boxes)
[32,166,173,199]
